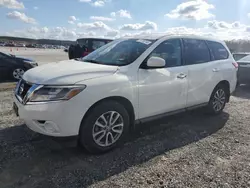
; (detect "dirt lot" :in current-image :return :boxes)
[0,84,250,188]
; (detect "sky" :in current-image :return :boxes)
[1,0,250,41]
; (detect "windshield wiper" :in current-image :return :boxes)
[83,59,100,64]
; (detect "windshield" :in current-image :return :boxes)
[81,39,155,66]
[233,54,249,61]
[238,54,250,62]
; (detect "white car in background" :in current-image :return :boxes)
[13,34,238,153]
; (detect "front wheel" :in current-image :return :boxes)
[207,85,228,115]
[12,68,25,80]
[79,100,130,154]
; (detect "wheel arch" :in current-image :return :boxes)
[79,96,136,134]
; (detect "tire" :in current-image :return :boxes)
[79,100,130,154]
[206,84,228,115]
[12,68,25,80]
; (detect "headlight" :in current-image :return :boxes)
[28,85,86,102]
[24,61,38,66]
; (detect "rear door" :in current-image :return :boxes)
[207,40,237,92]
[183,38,222,107]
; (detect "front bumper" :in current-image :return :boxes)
[13,95,88,137]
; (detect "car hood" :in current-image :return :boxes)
[23,59,119,85]
[15,56,34,62]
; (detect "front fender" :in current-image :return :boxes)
[76,74,138,119]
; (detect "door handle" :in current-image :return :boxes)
[213,68,220,72]
[177,73,187,79]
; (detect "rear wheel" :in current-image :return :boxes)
[207,85,228,115]
[79,100,130,154]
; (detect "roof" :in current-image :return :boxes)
[76,38,113,41]
[123,33,223,43]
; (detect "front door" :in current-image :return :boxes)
[138,38,188,119]
[0,53,11,80]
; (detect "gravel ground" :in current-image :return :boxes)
[0,84,250,188]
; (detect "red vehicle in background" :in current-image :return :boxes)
[68,38,112,59]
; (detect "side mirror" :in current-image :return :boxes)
[146,56,166,68]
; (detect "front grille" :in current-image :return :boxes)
[17,79,32,100]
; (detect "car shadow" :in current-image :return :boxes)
[0,110,229,188]
[0,77,17,83]
[233,84,250,99]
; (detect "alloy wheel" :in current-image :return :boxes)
[212,89,226,112]
[13,68,25,80]
[92,111,124,147]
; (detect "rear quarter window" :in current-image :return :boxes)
[206,41,229,60]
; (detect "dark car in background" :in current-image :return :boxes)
[68,38,112,59]
[25,44,36,48]
[0,52,38,81]
[236,54,250,85]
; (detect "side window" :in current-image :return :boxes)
[92,40,106,50]
[206,41,229,60]
[77,39,88,47]
[147,39,182,67]
[183,39,210,65]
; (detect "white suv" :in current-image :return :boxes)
[13,35,238,153]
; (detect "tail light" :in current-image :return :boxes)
[232,62,238,68]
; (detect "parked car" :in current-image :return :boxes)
[64,46,69,53]
[15,43,26,47]
[26,44,36,48]
[68,38,112,59]
[236,54,250,85]
[0,52,38,81]
[4,43,15,47]
[13,34,238,154]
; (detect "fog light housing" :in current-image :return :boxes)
[36,120,59,133]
